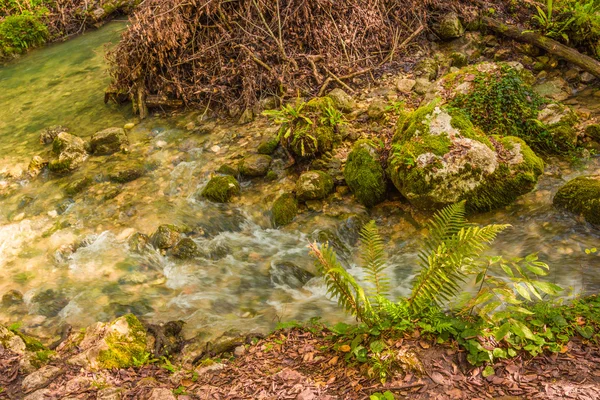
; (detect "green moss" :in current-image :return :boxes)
[272,193,298,227]
[394,98,440,143]
[257,137,279,155]
[449,111,493,149]
[64,177,92,196]
[48,158,74,173]
[201,175,240,203]
[216,164,237,176]
[343,141,387,207]
[98,314,148,369]
[554,175,600,226]
[586,124,600,142]
[265,170,278,181]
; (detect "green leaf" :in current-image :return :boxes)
[492,348,507,359]
[514,283,532,301]
[494,322,511,341]
[482,365,495,377]
[532,281,562,295]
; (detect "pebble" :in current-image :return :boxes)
[13,212,25,221]
[156,140,167,148]
[124,123,135,130]
[47,210,58,218]
[210,145,221,153]
[234,345,246,357]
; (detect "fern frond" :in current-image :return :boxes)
[408,202,509,314]
[359,220,390,304]
[309,242,375,325]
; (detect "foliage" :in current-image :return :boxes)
[449,66,570,154]
[308,201,593,382]
[0,8,48,57]
[531,0,574,41]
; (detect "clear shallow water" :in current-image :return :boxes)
[0,23,599,342]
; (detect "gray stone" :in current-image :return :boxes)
[296,171,334,201]
[396,78,416,94]
[413,78,432,95]
[433,12,465,40]
[581,71,596,83]
[22,366,63,393]
[327,88,354,113]
[367,99,388,120]
[90,128,129,155]
[48,132,88,173]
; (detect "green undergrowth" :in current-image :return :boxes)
[0,1,50,58]
[303,201,599,382]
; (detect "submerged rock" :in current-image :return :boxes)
[108,164,145,183]
[238,154,272,177]
[201,175,241,203]
[64,176,92,196]
[270,261,314,289]
[344,140,387,207]
[27,156,48,179]
[296,171,334,201]
[2,289,24,307]
[31,289,69,317]
[150,225,181,250]
[90,127,129,155]
[387,101,544,211]
[554,175,600,226]
[64,314,147,369]
[271,193,298,227]
[128,232,150,253]
[48,132,88,174]
[39,126,67,145]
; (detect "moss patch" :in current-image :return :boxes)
[201,175,240,203]
[343,141,387,207]
[98,314,148,369]
[554,175,600,226]
[272,194,298,227]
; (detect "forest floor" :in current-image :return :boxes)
[2,328,600,399]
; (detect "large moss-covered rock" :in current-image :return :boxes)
[344,141,387,208]
[48,132,88,173]
[201,175,240,203]
[271,193,298,227]
[238,154,272,177]
[554,175,600,226]
[90,128,129,155]
[296,171,334,201]
[387,101,544,211]
[433,12,465,40]
[66,314,148,369]
[257,137,279,155]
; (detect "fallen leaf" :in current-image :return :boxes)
[340,345,351,353]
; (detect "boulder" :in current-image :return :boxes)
[270,261,314,289]
[343,140,387,207]
[65,314,148,369]
[533,77,571,101]
[90,128,129,155]
[327,89,354,113]
[537,103,579,151]
[150,225,181,250]
[271,193,298,227]
[387,101,544,211]
[433,12,465,40]
[48,132,88,173]
[22,366,63,393]
[238,154,272,177]
[171,238,198,259]
[554,175,600,226]
[201,175,240,203]
[296,171,334,201]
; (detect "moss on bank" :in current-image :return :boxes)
[97,314,148,369]
[343,141,387,208]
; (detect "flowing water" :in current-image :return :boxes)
[0,22,599,341]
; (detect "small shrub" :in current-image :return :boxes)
[0,10,48,56]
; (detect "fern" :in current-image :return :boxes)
[359,220,390,305]
[408,201,509,314]
[309,242,375,325]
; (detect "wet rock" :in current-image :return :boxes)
[48,132,88,174]
[17,195,35,210]
[537,103,579,151]
[581,71,596,84]
[338,214,369,246]
[2,289,24,307]
[449,52,468,68]
[64,176,92,196]
[387,101,544,211]
[344,140,386,207]
[257,137,279,155]
[433,12,464,40]
[316,229,351,259]
[216,164,238,176]
[90,127,129,155]
[31,289,69,317]
[27,156,48,179]
[396,78,416,94]
[296,171,334,201]
[271,193,298,227]
[585,124,600,142]
[39,126,67,145]
[150,225,181,250]
[108,164,145,183]
[367,99,388,120]
[145,320,184,357]
[128,232,150,253]
[554,175,600,226]
[327,88,354,113]
[238,154,272,177]
[201,175,240,203]
[22,366,63,393]
[66,314,147,369]
[108,301,153,317]
[171,238,198,259]
[56,198,75,215]
[270,261,314,289]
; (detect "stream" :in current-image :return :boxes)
[0,22,599,342]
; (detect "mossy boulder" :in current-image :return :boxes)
[554,175,600,226]
[90,127,129,155]
[67,314,148,369]
[171,238,199,259]
[271,193,298,227]
[415,57,438,81]
[201,175,240,203]
[48,132,88,173]
[257,137,279,155]
[296,171,334,201]
[585,124,600,142]
[150,225,181,250]
[238,154,272,177]
[344,141,387,207]
[387,101,544,211]
[537,103,579,151]
[433,12,464,40]
[327,89,354,113]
